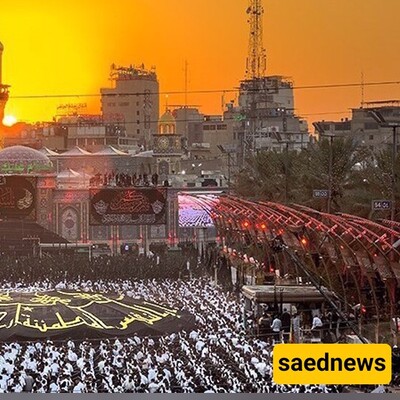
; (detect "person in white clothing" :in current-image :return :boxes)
[270,316,282,343]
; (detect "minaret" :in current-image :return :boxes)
[0,41,10,128]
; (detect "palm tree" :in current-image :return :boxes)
[345,149,400,219]
[300,137,368,212]
[234,149,305,203]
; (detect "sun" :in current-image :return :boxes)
[2,115,17,127]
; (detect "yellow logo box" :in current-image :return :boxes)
[273,344,392,385]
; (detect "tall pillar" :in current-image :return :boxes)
[0,42,10,145]
[0,42,3,86]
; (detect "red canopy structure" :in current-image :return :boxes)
[182,194,400,339]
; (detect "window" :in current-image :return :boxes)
[365,122,379,130]
[137,120,140,124]
[137,111,140,116]
[217,124,227,130]
[369,135,374,140]
[334,122,351,131]
[137,129,140,134]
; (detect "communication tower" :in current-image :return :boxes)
[246,0,266,80]
[242,0,267,162]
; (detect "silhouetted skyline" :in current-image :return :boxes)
[1,0,400,125]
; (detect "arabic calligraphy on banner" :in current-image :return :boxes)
[0,160,53,175]
[0,176,36,219]
[0,290,183,339]
[89,188,167,225]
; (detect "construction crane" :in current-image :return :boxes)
[246,0,266,80]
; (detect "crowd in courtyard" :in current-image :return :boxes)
[0,253,392,392]
[0,251,344,393]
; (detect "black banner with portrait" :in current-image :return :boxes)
[0,176,37,220]
[0,290,195,341]
[89,187,167,225]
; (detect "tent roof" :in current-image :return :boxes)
[60,146,91,156]
[39,147,59,156]
[94,146,129,156]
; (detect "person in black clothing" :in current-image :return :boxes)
[281,308,291,333]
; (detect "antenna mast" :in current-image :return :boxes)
[184,60,188,138]
[361,71,365,108]
[241,0,267,164]
[246,0,266,79]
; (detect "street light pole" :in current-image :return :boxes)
[312,123,334,214]
[327,135,333,214]
[217,145,233,193]
[369,109,399,223]
[391,125,397,223]
[227,152,231,193]
[284,141,289,205]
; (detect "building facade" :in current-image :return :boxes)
[100,64,159,149]
[313,102,400,153]
[236,75,309,160]
[0,145,220,255]
[153,109,182,179]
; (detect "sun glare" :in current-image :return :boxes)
[2,115,17,127]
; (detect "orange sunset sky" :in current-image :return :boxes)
[1,0,400,126]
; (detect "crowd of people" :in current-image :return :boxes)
[0,251,393,392]
[0,252,202,284]
[0,277,343,393]
[89,172,160,188]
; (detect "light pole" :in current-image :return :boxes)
[285,141,289,204]
[217,145,234,192]
[369,109,399,223]
[327,134,334,214]
[278,140,290,204]
[313,123,334,213]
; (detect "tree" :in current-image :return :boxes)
[233,137,373,214]
[344,149,400,218]
[234,149,306,203]
[296,138,369,212]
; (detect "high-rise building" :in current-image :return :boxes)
[100,64,159,149]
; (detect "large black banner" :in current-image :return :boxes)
[0,290,194,340]
[90,187,167,225]
[0,176,36,220]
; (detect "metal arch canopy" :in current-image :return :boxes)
[184,193,400,326]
